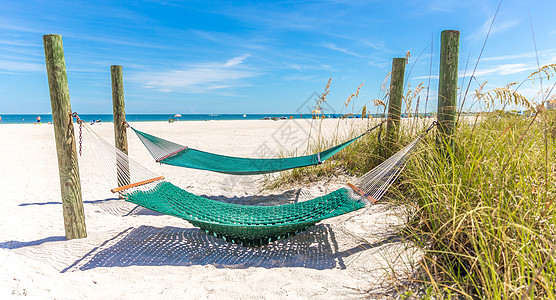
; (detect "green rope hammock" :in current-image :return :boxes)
[130,121,384,175]
[125,182,365,246]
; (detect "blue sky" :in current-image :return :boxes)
[1,0,555,114]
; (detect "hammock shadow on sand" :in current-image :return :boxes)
[62,224,400,272]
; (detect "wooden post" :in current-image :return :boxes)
[111,65,130,188]
[437,30,460,143]
[385,58,406,153]
[43,34,87,240]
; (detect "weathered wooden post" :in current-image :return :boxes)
[385,57,406,153]
[111,65,129,188]
[43,34,87,239]
[437,30,460,145]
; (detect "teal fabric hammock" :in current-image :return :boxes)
[80,119,434,246]
[130,121,384,175]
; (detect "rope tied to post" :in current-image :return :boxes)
[363,120,386,135]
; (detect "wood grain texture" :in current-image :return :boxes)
[110,176,165,193]
[437,30,460,139]
[43,34,87,240]
[111,65,130,187]
[385,58,406,154]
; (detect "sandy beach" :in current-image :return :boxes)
[0,118,420,299]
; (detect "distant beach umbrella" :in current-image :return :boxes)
[311,109,321,114]
[174,114,182,118]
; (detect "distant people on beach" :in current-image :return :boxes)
[36,116,41,124]
[0,116,2,122]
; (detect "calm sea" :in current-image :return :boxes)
[0,113,380,124]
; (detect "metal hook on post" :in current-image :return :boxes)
[425,121,438,134]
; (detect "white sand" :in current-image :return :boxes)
[0,118,421,299]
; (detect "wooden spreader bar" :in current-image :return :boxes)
[111,176,165,193]
[346,182,378,204]
[156,147,188,162]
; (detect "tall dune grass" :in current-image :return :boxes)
[400,112,556,298]
[269,69,556,298]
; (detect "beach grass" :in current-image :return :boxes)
[399,112,556,299]
[269,75,556,298]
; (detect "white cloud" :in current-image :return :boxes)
[428,4,451,12]
[413,63,537,80]
[471,63,536,77]
[285,63,332,72]
[131,55,256,93]
[67,33,174,50]
[282,74,322,82]
[327,32,389,53]
[467,18,521,41]
[0,40,41,47]
[288,64,303,72]
[0,60,44,72]
[322,43,362,57]
[368,59,391,69]
[482,52,536,62]
[224,54,250,67]
[413,75,439,80]
[360,39,387,52]
[0,23,41,33]
[482,49,556,62]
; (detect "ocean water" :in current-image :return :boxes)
[0,113,381,124]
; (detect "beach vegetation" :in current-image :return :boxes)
[268,65,556,299]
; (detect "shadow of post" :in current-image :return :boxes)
[0,236,67,249]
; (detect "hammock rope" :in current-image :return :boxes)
[129,121,386,175]
[78,117,435,246]
[80,121,163,193]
